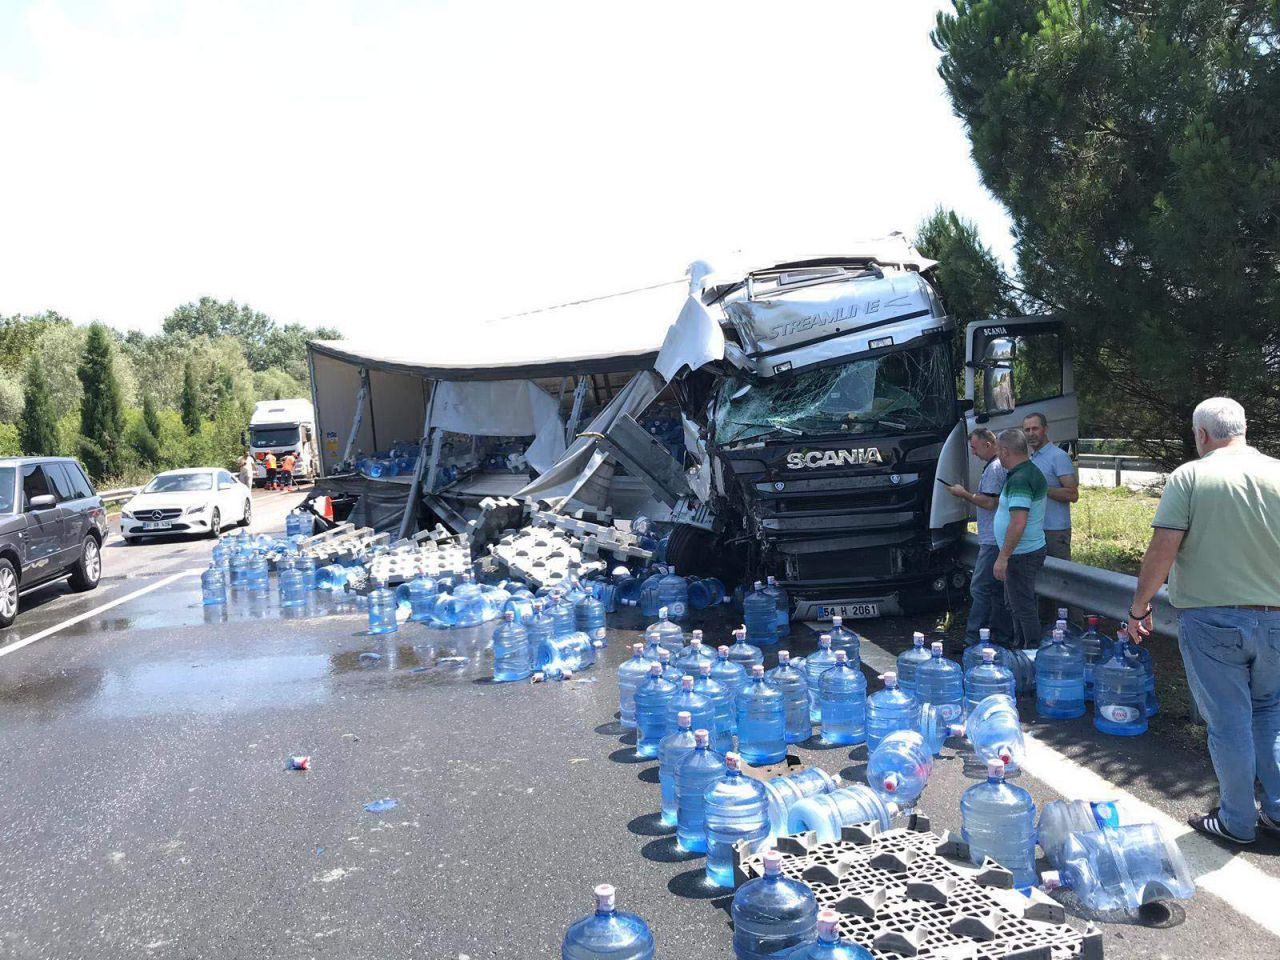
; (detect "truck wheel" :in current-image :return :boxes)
[663,524,742,586]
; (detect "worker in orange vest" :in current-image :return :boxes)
[264,451,278,490]
[280,452,297,491]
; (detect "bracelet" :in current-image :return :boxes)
[1129,604,1151,619]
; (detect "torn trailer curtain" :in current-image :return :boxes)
[429,379,565,473]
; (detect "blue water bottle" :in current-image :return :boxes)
[1078,614,1112,701]
[713,643,750,707]
[762,769,840,840]
[675,631,715,677]
[1036,628,1086,719]
[575,590,607,643]
[867,730,933,806]
[779,908,872,959]
[245,555,269,597]
[951,693,1026,770]
[895,632,932,697]
[787,783,898,841]
[618,643,657,730]
[657,568,690,621]
[803,634,839,724]
[279,564,307,608]
[767,651,811,745]
[634,664,678,759]
[704,752,770,887]
[666,675,716,735]
[492,611,531,682]
[743,582,777,646]
[727,627,765,669]
[367,580,398,635]
[964,646,1017,715]
[914,641,965,726]
[695,661,735,755]
[1094,632,1148,736]
[548,589,577,638]
[407,576,437,622]
[658,711,697,826]
[675,728,726,852]
[960,759,1038,888]
[865,672,920,754]
[826,615,859,664]
[646,606,685,653]
[561,883,655,960]
[764,575,791,640]
[201,562,226,606]
[731,849,817,960]
[818,651,866,746]
[737,665,787,765]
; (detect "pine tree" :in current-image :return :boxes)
[180,361,201,435]
[130,393,163,467]
[19,356,59,456]
[77,323,126,479]
[143,392,162,438]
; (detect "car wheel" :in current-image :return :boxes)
[68,536,102,592]
[0,558,18,627]
[207,508,221,538]
[240,500,252,528]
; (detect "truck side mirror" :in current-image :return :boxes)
[983,337,1016,362]
[984,362,1017,416]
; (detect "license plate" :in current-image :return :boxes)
[818,602,879,619]
[142,521,172,530]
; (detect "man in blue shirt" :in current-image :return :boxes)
[946,427,1012,647]
[1022,412,1078,560]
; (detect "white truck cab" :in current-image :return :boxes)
[248,399,318,485]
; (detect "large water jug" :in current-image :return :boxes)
[704,752,770,888]
[914,642,964,726]
[315,563,348,591]
[867,730,933,805]
[367,582,398,635]
[714,644,751,706]
[406,576,437,622]
[960,759,1038,888]
[1037,628,1086,719]
[964,647,1016,715]
[963,630,1037,695]
[1094,634,1148,736]
[618,643,656,730]
[211,537,231,567]
[658,712,697,826]
[637,572,664,618]
[525,600,556,663]
[561,883,655,960]
[1043,823,1195,912]
[764,576,791,639]
[667,674,715,735]
[614,573,643,608]
[655,648,681,684]
[657,569,690,620]
[279,565,307,608]
[295,556,317,592]
[285,510,302,538]
[951,694,1026,770]
[675,729,726,852]
[689,576,728,610]
[695,662,735,755]
[743,582,777,646]
[1131,641,1158,717]
[767,651,812,745]
[727,627,765,669]
[479,582,511,623]
[801,634,839,724]
[818,651,866,746]
[1037,798,1126,868]
[675,632,715,677]
[731,849,817,960]
[761,769,840,839]
[561,579,588,608]
[865,672,920,753]
[634,665,678,758]
[1078,615,1112,701]
[536,631,596,679]
[896,632,932,697]
[779,909,873,960]
[738,665,787,765]
[826,616,860,664]
[201,563,227,606]
[548,590,577,638]
[575,591,608,643]
[492,611,531,682]
[504,588,535,623]
[787,783,898,841]
[646,607,685,655]
[917,702,948,756]
[245,555,270,597]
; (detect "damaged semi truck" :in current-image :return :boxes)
[611,242,1077,620]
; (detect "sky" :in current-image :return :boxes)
[0,0,1013,339]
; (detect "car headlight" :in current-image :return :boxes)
[186,504,207,516]
[122,511,134,520]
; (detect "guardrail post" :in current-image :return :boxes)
[1114,457,1122,488]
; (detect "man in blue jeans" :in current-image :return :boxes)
[1130,397,1280,844]
[947,427,1012,646]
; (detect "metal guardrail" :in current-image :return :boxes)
[98,487,140,505]
[1076,453,1163,487]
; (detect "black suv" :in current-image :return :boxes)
[0,457,107,628]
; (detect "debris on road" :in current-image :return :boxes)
[286,755,311,771]
[364,798,399,813]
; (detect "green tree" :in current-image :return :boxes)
[19,357,59,456]
[129,394,163,467]
[934,1,1280,468]
[77,323,127,479]
[180,361,201,435]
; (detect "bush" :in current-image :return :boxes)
[0,423,20,456]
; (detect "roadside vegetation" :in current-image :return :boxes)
[1071,486,1161,576]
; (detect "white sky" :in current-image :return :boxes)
[0,0,1013,338]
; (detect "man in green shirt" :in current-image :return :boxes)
[992,427,1048,649]
[1129,397,1280,845]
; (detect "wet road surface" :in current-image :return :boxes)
[0,513,1278,959]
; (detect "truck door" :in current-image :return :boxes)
[964,318,1078,489]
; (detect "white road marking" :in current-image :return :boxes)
[854,632,1280,939]
[0,567,201,659]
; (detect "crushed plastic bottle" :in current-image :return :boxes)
[787,783,898,841]
[743,581,777,646]
[961,759,1038,888]
[762,768,840,840]
[704,751,771,887]
[618,643,656,730]
[1078,615,1112,702]
[666,674,716,736]
[1037,798,1126,868]
[764,576,791,640]
[367,580,398,635]
[826,615,860,664]
[1043,823,1195,912]
[818,651,866,746]
[731,849,817,960]
[536,630,596,679]
[561,883,655,960]
[201,563,227,606]
[738,665,787,766]
[675,728,726,852]
[658,712,697,826]
[1037,628,1086,719]
[492,611,531,682]
[950,694,1026,770]
[634,664,678,759]
[727,627,765,669]
[914,641,964,726]
[865,672,921,754]
[778,908,872,959]
[1094,633,1148,737]
[895,632,932,698]
[802,634,839,725]
[964,647,1016,716]
[696,662,735,755]
[767,651,812,745]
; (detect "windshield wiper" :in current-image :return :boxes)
[725,421,804,441]
[843,415,908,431]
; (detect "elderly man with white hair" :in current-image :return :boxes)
[1129,397,1280,845]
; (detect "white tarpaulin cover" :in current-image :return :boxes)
[430,379,566,473]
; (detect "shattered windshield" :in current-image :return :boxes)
[714,343,953,444]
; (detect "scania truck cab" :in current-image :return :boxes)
[638,240,1076,620]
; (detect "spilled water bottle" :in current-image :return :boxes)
[787,783,898,841]
[895,632,932,698]
[914,642,964,726]
[764,575,791,640]
[245,555,269,597]
[646,606,685,654]
[407,575,437,622]
[714,643,750,707]
[634,664,678,759]
[826,615,860,664]
[548,589,577,638]
[782,908,872,960]
[865,672,920,754]
[960,759,1038,888]
[688,576,728,610]
[867,730,933,806]
[950,694,1026,770]
[492,611,531,682]
[1043,823,1195,912]
[731,849,817,960]
[761,769,840,840]
[696,662,735,755]
[536,629,596,679]
[279,563,307,609]
[658,711,697,826]
[315,563,348,592]
[666,674,715,736]
[803,634,839,724]
[738,665,787,766]
[561,883,655,960]
[201,562,227,606]
[504,586,535,622]
[818,651,866,746]
[618,643,656,730]
[657,568,690,621]
[727,627,765,669]
[525,599,556,664]
[704,752,771,888]
[656,648,681,684]
[1037,798,1127,868]
[1078,615,1112,702]
[675,728,726,853]
[964,646,1016,715]
[575,589,607,643]
[1037,628,1086,719]
[743,581,777,646]
[1094,632,1148,737]
[767,651,812,745]
[675,631,715,677]
[367,580,398,635]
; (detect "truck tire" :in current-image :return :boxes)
[663,524,742,586]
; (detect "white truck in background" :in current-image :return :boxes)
[247,399,319,485]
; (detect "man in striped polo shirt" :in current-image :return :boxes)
[992,427,1049,649]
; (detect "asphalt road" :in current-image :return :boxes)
[1,501,1278,959]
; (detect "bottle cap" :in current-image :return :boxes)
[819,633,832,647]
[931,641,944,656]
[593,883,616,911]
[658,605,669,619]
[762,849,782,875]
[913,631,925,645]
[998,745,1014,764]
[987,758,1006,779]
[677,710,692,727]
[816,909,840,941]
[883,671,897,687]
[835,650,848,663]
[752,664,765,677]
[979,627,990,639]
[504,610,514,621]
[700,662,712,676]
[831,615,842,626]
[632,642,645,655]
[1088,614,1099,625]
[778,650,790,663]
[982,647,995,663]
[754,580,763,589]
[659,649,670,663]
[725,752,740,771]
[649,664,662,677]
[718,644,730,656]
[882,772,900,793]
[1041,870,1062,891]
[682,676,694,690]
[735,626,746,640]
[692,629,703,641]
[694,729,710,747]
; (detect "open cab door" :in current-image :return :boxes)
[964,318,1078,490]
